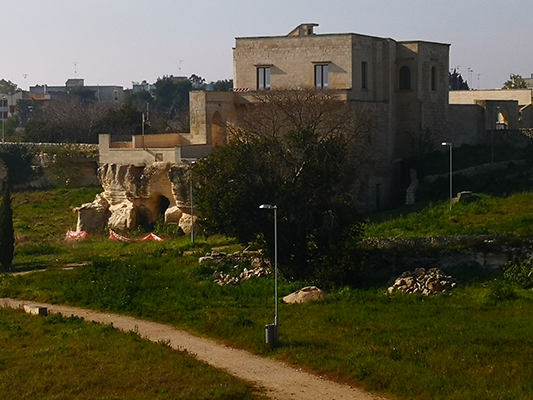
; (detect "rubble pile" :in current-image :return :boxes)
[213,266,271,286]
[388,268,457,296]
[199,250,272,286]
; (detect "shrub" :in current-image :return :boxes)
[486,279,519,303]
[503,258,533,289]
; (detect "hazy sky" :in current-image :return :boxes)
[3,0,531,90]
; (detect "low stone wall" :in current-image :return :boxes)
[361,236,533,287]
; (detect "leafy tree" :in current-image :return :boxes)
[189,74,206,88]
[0,79,17,94]
[0,144,34,186]
[0,181,14,271]
[98,103,144,136]
[210,79,233,91]
[154,76,192,115]
[194,89,376,286]
[70,86,97,104]
[4,114,20,138]
[502,74,528,89]
[449,69,470,90]
[125,90,153,109]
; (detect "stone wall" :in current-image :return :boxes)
[360,236,533,288]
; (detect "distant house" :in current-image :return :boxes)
[30,79,124,103]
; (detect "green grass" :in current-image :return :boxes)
[0,307,265,399]
[366,192,533,237]
[4,188,533,399]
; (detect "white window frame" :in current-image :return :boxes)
[257,67,271,91]
[315,64,329,89]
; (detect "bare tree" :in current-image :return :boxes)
[229,88,386,202]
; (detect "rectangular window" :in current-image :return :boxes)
[257,67,271,91]
[361,61,368,89]
[315,64,329,89]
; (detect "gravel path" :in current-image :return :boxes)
[1,298,387,400]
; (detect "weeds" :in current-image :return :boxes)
[0,308,264,399]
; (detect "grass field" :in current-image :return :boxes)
[2,188,533,399]
[0,307,265,399]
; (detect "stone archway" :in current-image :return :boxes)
[156,195,171,218]
[496,111,508,130]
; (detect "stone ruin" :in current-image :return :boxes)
[388,268,457,296]
[198,250,272,285]
[74,162,194,234]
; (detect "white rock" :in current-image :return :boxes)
[282,286,325,304]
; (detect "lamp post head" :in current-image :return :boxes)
[441,141,451,146]
[259,204,276,210]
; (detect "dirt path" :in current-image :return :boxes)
[1,298,387,400]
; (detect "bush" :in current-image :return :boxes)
[0,144,34,186]
[486,279,519,303]
[503,258,533,289]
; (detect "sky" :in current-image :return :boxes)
[3,0,532,91]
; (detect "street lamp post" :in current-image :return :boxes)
[259,204,278,344]
[442,142,453,211]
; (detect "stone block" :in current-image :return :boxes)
[23,305,48,316]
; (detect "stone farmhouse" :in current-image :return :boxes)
[95,23,451,233]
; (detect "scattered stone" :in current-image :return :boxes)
[200,250,272,285]
[282,286,325,304]
[388,268,457,296]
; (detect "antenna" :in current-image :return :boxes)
[73,62,79,78]
[467,68,473,87]
[179,60,183,76]
[23,74,29,90]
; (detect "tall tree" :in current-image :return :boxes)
[194,89,378,286]
[449,69,470,90]
[0,79,18,94]
[0,181,15,272]
[210,79,233,91]
[502,74,528,89]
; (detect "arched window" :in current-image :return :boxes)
[431,66,437,91]
[399,66,411,90]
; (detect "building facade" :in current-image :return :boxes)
[449,89,533,146]
[193,24,450,209]
[102,24,451,210]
